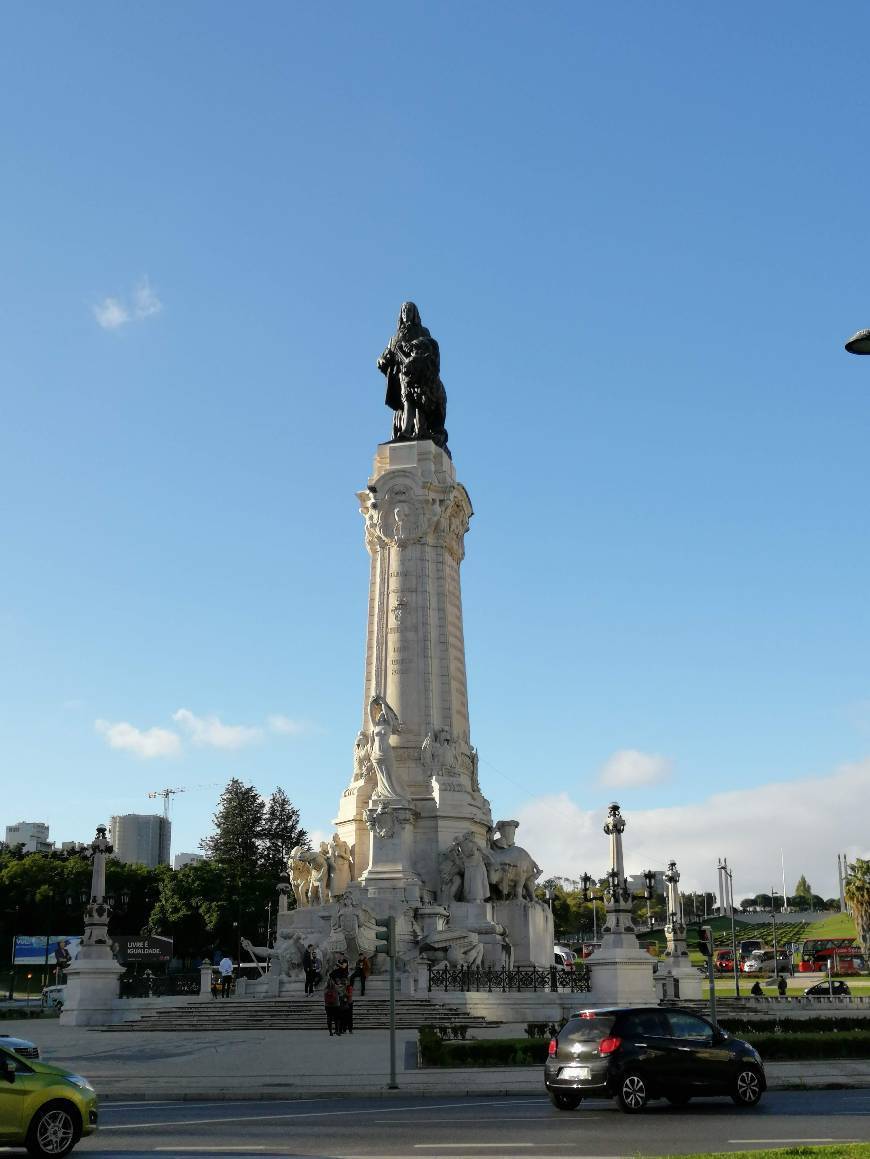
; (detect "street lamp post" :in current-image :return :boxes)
[718,859,740,997]
[642,869,657,930]
[770,888,780,981]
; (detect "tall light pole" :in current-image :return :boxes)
[719,858,740,998]
[770,888,780,981]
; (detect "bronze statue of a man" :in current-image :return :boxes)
[377,302,449,453]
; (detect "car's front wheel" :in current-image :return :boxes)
[26,1101,80,1157]
[732,1066,763,1108]
[548,1089,582,1110]
[616,1071,648,1114]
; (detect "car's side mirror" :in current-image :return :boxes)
[0,1059,15,1084]
[713,1028,728,1043]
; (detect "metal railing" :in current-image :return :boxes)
[428,963,590,993]
[119,972,201,999]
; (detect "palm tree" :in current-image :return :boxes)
[844,858,870,959]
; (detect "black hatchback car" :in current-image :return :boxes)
[545,1006,765,1113]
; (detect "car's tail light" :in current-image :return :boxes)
[548,1038,557,1056]
[598,1036,622,1055]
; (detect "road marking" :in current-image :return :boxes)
[99,1098,546,1131]
[730,1140,860,1145]
[414,1146,537,1151]
[377,1116,555,1124]
[154,1149,268,1153]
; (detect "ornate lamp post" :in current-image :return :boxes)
[601,803,633,936]
[584,803,656,1003]
[642,869,657,930]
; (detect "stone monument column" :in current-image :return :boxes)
[61,826,124,1026]
[335,437,491,895]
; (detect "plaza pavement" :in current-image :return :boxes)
[3,1018,869,1100]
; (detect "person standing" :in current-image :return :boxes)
[349,954,370,997]
[323,981,339,1036]
[341,981,354,1035]
[218,953,234,998]
[303,944,317,995]
[777,974,787,996]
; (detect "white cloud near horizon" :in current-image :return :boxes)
[267,714,309,736]
[93,276,162,330]
[94,718,181,758]
[516,756,870,900]
[93,298,130,330]
[132,277,162,320]
[172,708,262,750]
[598,749,673,788]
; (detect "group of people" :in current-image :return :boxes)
[304,951,371,1036]
[750,975,788,997]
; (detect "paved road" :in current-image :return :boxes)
[78,1090,870,1158]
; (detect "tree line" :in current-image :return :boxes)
[0,779,308,965]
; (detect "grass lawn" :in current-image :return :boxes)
[703,972,870,1000]
[672,1148,870,1159]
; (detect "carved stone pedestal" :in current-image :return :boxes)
[60,958,124,1026]
[492,900,554,967]
[361,799,421,899]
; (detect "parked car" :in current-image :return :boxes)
[0,1035,39,1061]
[544,1006,766,1113]
[0,1043,97,1157]
[804,980,851,997]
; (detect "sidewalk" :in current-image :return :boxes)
[4,1018,869,1101]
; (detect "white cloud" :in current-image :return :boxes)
[267,714,308,736]
[598,749,672,788]
[93,297,130,330]
[133,277,162,320]
[92,276,162,330]
[515,757,870,900]
[95,718,181,759]
[173,708,262,750]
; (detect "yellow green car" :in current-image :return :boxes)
[0,1043,97,1157]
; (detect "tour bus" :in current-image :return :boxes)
[798,937,865,975]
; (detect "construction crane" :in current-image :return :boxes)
[147,784,220,819]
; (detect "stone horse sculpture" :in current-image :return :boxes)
[486,819,542,903]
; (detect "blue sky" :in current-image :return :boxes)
[2,3,869,899]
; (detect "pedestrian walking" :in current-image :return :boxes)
[349,954,370,997]
[324,981,339,1036]
[218,953,234,998]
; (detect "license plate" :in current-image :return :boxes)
[560,1064,591,1080]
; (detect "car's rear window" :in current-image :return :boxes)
[617,1010,670,1038]
[560,1014,616,1041]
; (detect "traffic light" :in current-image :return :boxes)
[697,926,713,958]
[374,915,397,958]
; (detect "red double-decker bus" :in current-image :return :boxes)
[798,937,865,974]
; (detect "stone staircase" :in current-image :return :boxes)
[103,995,493,1033]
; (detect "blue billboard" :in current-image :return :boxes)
[12,936,82,967]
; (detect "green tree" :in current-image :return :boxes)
[844,858,870,959]
[200,778,265,866]
[261,788,308,880]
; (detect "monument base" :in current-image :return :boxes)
[586,943,657,1005]
[492,900,554,967]
[655,952,703,1000]
[60,957,124,1026]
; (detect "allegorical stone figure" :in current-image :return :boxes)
[369,694,405,800]
[377,301,448,452]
